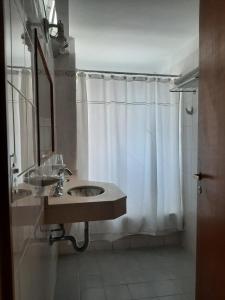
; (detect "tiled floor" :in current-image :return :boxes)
[54,246,195,300]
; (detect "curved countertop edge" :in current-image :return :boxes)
[44,176,127,224]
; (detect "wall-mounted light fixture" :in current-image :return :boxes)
[22,18,68,57]
[43,18,69,56]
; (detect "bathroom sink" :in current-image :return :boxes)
[24,176,60,187]
[67,186,105,197]
[13,189,32,201]
[45,178,127,224]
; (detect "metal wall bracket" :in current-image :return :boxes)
[185,107,194,115]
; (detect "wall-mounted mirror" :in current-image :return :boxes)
[7,0,35,175]
[34,29,55,165]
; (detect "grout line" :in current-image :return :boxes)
[57,248,195,300]
[77,270,81,300]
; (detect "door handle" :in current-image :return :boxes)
[193,173,202,181]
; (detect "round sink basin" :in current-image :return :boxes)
[13,189,32,201]
[24,176,60,187]
[68,186,105,197]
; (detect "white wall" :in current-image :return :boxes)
[167,37,199,256]
[54,0,77,172]
[69,0,199,74]
[165,37,199,75]
[181,91,198,255]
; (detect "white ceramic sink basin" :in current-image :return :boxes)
[24,176,60,187]
[67,186,105,197]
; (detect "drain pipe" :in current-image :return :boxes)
[49,222,89,252]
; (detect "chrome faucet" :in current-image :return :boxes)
[53,167,72,197]
[59,168,73,176]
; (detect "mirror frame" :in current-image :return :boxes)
[34,29,55,165]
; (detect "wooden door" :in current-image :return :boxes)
[197,0,225,299]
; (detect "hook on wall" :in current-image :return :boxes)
[185,107,194,115]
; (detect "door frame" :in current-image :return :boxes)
[0,1,14,299]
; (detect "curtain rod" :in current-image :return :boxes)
[7,65,31,70]
[76,69,180,78]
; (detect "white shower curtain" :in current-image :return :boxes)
[75,73,182,240]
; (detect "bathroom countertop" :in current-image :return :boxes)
[44,176,127,224]
[11,182,45,226]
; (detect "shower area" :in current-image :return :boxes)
[55,68,198,300]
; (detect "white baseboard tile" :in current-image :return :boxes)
[59,232,182,255]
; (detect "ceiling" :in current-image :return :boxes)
[69,0,199,73]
